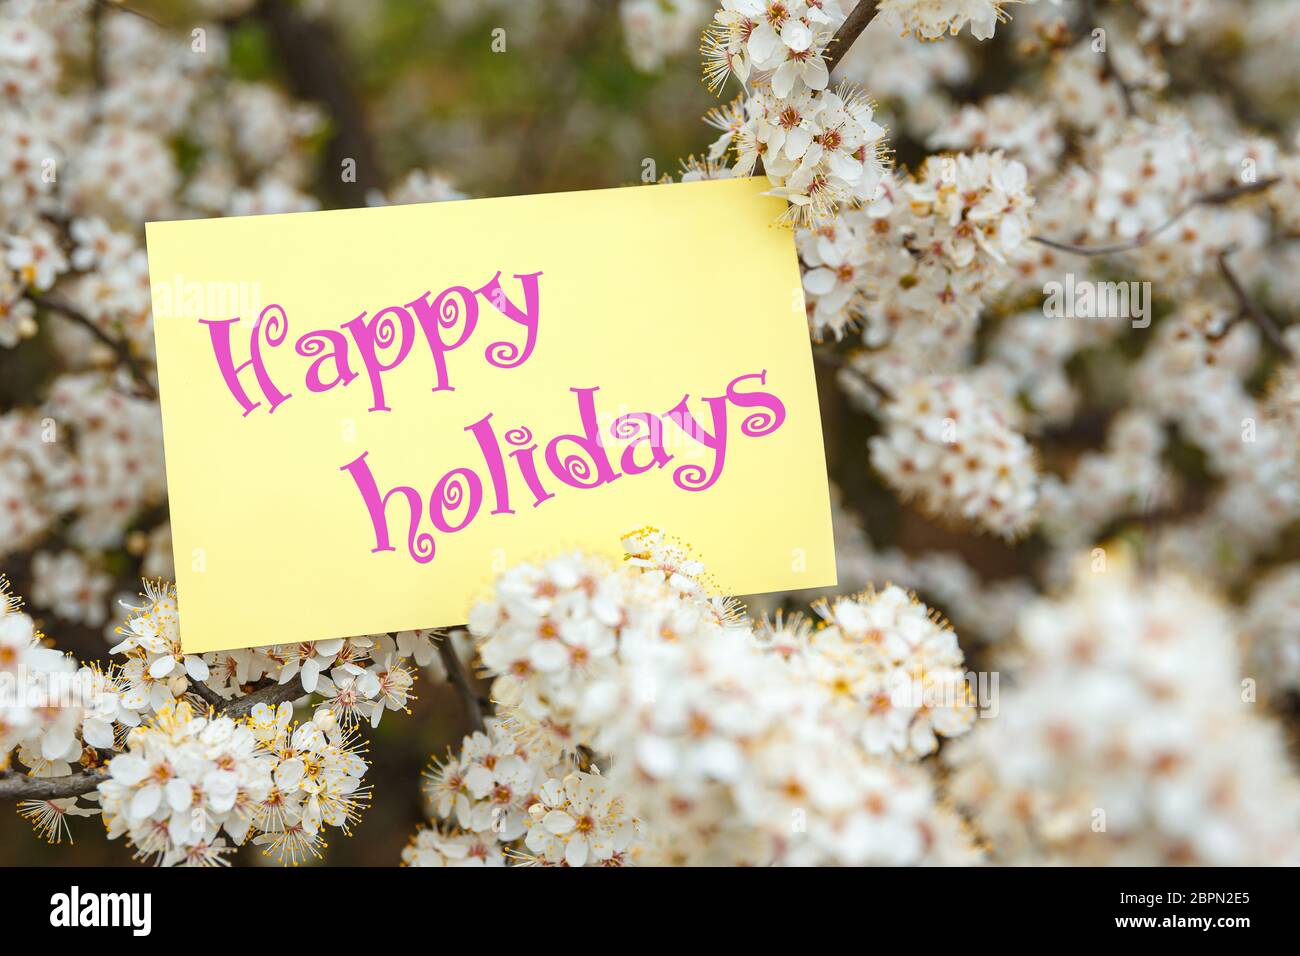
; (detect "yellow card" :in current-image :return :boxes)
[146,177,836,653]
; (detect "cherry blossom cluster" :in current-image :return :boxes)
[0,375,163,567]
[830,9,972,140]
[405,530,981,866]
[97,701,274,867]
[0,580,85,775]
[1136,309,1300,568]
[927,94,1063,179]
[1043,35,1167,135]
[0,571,450,862]
[768,585,976,758]
[97,698,369,866]
[701,1,891,223]
[1037,411,1170,558]
[975,308,1127,431]
[410,707,643,867]
[1242,564,1300,700]
[110,581,432,732]
[869,375,1038,539]
[781,0,1298,572]
[798,149,1033,345]
[947,559,1300,865]
[877,0,1017,41]
[1134,0,1214,45]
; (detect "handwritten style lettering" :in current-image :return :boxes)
[203,271,542,415]
[339,372,787,563]
[200,270,789,564]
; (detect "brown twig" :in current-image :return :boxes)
[188,676,225,710]
[1083,0,1136,116]
[1100,47,1136,117]
[751,2,879,178]
[0,767,108,801]
[223,675,308,718]
[96,0,161,27]
[813,349,846,370]
[817,349,894,402]
[823,1,881,73]
[253,0,385,205]
[1201,177,1281,204]
[0,676,308,802]
[1218,249,1294,359]
[29,294,157,399]
[438,634,486,734]
[90,0,107,93]
[1030,217,1190,258]
[1031,178,1281,257]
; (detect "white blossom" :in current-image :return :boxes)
[870,375,1038,539]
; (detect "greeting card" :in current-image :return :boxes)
[146,176,835,653]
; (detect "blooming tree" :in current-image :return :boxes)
[3,0,1300,865]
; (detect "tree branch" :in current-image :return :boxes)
[1030,219,1189,257]
[89,0,107,94]
[0,767,108,801]
[1031,178,1281,257]
[222,675,308,718]
[1100,45,1136,117]
[95,0,161,27]
[253,0,385,205]
[28,294,157,399]
[823,1,881,73]
[818,349,894,402]
[0,677,307,803]
[1218,249,1294,359]
[1201,177,1281,205]
[1082,0,1136,116]
[438,635,486,734]
[188,676,225,710]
